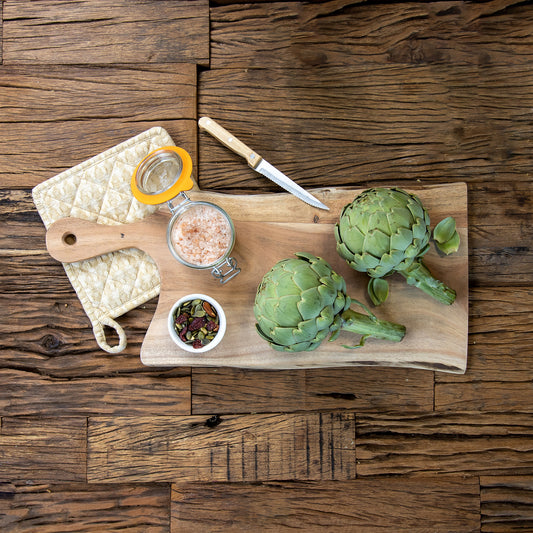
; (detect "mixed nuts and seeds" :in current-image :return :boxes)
[172,298,220,349]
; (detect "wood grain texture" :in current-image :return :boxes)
[0,369,190,417]
[171,476,480,532]
[356,412,533,477]
[436,381,533,413]
[45,184,468,372]
[87,412,356,482]
[0,482,170,532]
[467,182,532,287]
[2,0,209,65]
[199,65,482,191]
[0,255,190,417]
[191,366,434,414]
[481,476,533,532]
[442,286,532,377]
[0,1,2,64]
[199,66,533,194]
[0,417,86,482]
[0,64,197,188]
[209,0,533,69]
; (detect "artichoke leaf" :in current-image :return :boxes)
[436,230,460,255]
[275,294,303,325]
[388,206,413,229]
[412,217,430,241]
[368,278,389,306]
[307,256,334,279]
[297,287,324,320]
[317,282,337,304]
[316,305,334,329]
[365,228,390,257]
[293,318,319,343]
[255,324,275,343]
[292,268,320,292]
[336,241,356,263]
[390,227,413,252]
[271,326,299,346]
[275,270,303,295]
[341,224,366,252]
[359,251,381,269]
[433,217,456,243]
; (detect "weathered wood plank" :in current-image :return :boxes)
[468,182,532,287]
[0,64,197,188]
[357,412,533,477]
[198,65,533,191]
[0,1,3,64]
[0,64,196,121]
[0,254,191,416]
[3,0,209,65]
[0,266,160,378]
[481,475,533,532]
[0,482,170,532]
[171,476,480,532]
[0,417,86,482]
[434,291,533,411]
[88,412,356,482]
[199,65,481,190]
[192,367,434,414]
[210,0,533,69]
[436,382,533,413]
[0,368,190,417]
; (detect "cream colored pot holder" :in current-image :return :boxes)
[33,127,175,353]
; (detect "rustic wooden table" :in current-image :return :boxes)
[1,1,532,531]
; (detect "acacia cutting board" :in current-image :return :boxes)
[46,183,468,373]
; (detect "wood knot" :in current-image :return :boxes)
[205,415,222,428]
[41,334,63,351]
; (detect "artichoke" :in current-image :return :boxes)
[334,187,456,305]
[254,252,406,352]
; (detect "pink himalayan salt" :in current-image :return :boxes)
[171,204,232,266]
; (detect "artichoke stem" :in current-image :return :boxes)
[340,309,406,343]
[399,260,456,305]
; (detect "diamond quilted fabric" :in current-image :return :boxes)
[33,127,175,353]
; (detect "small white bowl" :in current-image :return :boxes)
[168,293,226,353]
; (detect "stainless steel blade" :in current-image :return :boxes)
[256,160,329,210]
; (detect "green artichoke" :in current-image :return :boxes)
[254,252,406,352]
[334,188,456,305]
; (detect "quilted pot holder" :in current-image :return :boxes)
[33,127,175,353]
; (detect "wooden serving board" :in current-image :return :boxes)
[46,183,468,373]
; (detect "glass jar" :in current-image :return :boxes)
[131,146,240,283]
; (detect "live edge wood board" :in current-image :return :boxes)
[46,182,468,373]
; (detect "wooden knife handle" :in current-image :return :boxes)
[198,116,262,169]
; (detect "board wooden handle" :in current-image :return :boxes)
[198,116,262,169]
[45,215,165,263]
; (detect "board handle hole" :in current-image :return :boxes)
[63,233,77,246]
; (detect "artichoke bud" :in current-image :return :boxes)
[334,187,456,306]
[254,253,406,352]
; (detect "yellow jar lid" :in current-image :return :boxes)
[131,146,193,205]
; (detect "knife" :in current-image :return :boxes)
[198,116,329,210]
